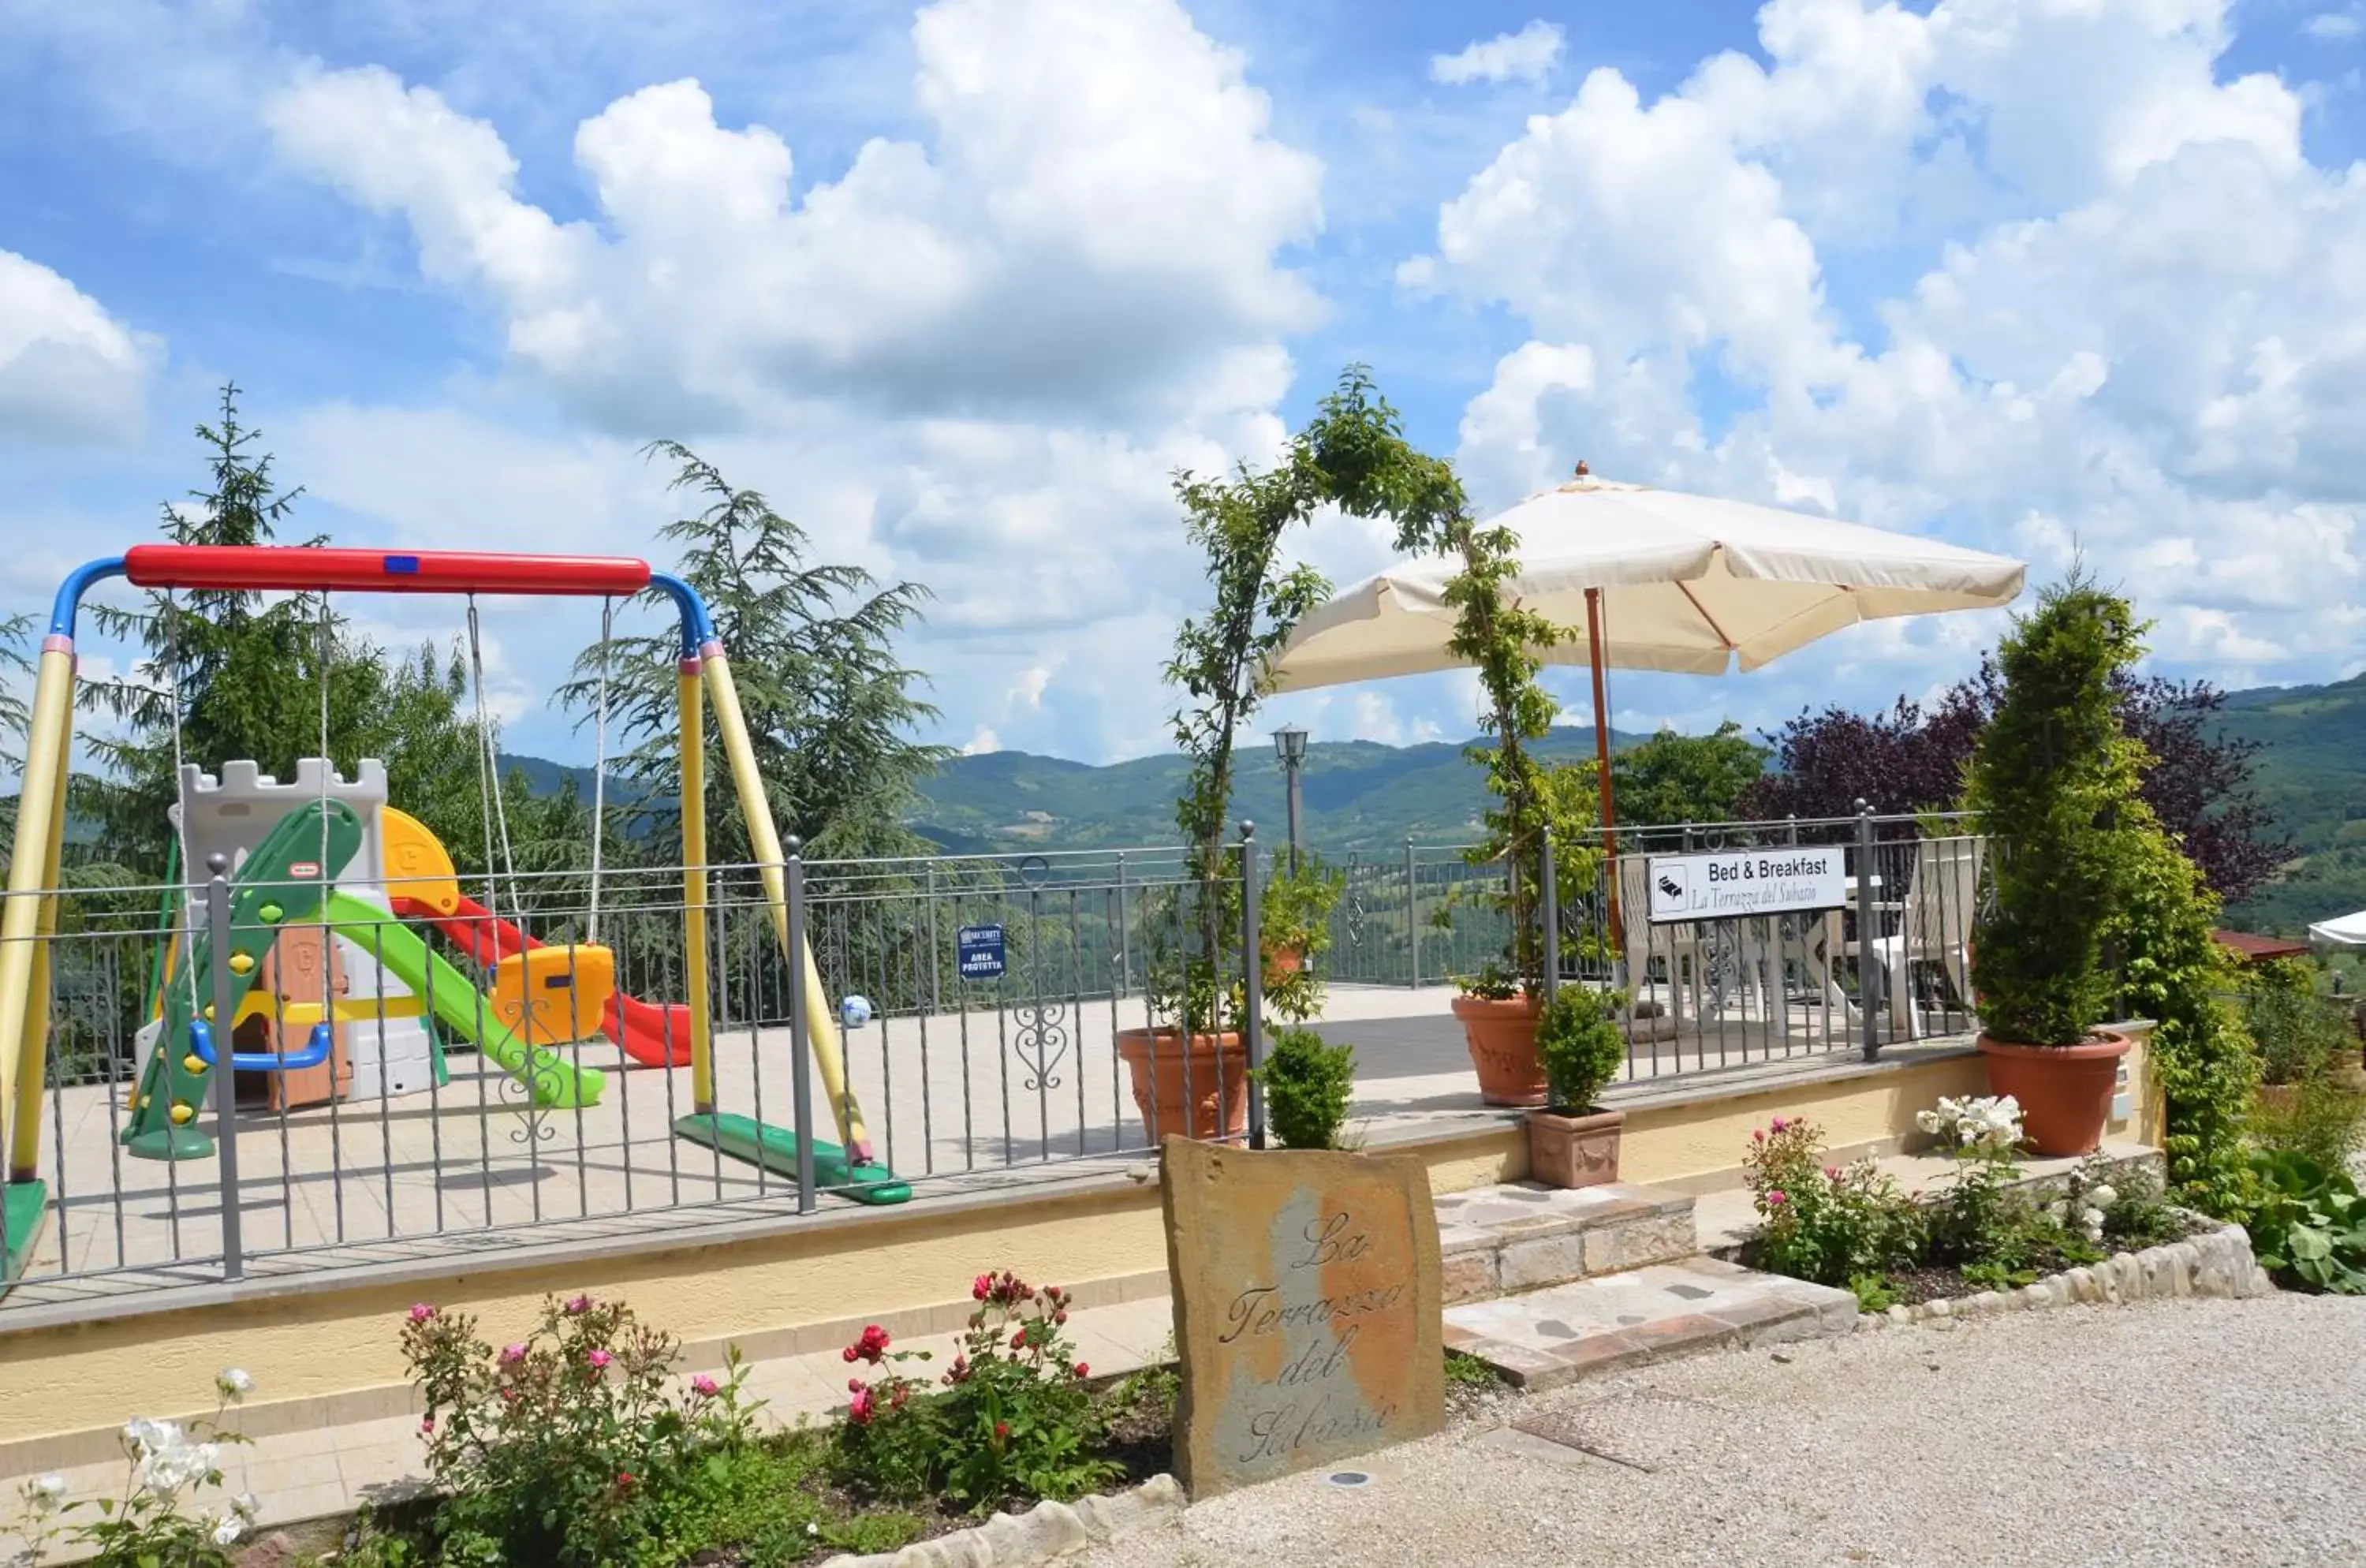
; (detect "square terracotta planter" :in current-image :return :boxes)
[1526,1107,1625,1189]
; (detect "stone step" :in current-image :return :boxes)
[1434,1181,1698,1303]
[1442,1256,1859,1391]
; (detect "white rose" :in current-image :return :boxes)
[217,1367,254,1400]
[27,1474,68,1515]
[212,1512,245,1547]
[233,1491,260,1520]
[2090,1185,2118,1209]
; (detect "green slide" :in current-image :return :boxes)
[674,1112,911,1204]
[319,893,604,1112]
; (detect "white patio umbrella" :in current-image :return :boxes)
[2308,909,2366,950]
[1267,469,2027,922]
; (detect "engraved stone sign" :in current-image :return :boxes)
[1162,1136,1444,1496]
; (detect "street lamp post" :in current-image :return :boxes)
[1272,725,1308,875]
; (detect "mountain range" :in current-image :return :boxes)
[498,667,2366,935]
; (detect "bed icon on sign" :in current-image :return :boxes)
[1648,860,1692,921]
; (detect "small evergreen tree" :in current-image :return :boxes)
[79,385,380,875]
[566,442,950,867]
[1963,573,2149,1046]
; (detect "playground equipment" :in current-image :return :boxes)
[0,545,909,1286]
[380,807,696,1067]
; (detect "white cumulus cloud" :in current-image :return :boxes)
[1409,0,2364,703]
[0,250,158,442]
[253,0,1333,762]
[263,0,1323,433]
[1430,21,1565,88]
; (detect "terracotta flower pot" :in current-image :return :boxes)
[1976,1029,2129,1155]
[1450,994,1547,1107]
[1527,1107,1624,1189]
[1116,1028,1249,1142]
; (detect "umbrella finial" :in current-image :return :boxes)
[1573,459,1591,477]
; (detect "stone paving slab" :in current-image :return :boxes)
[1442,1257,1857,1391]
[1432,1181,1698,1303]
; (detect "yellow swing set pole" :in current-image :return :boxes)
[0,644,79,1183]
[678,656,715,1114]
[699,643,875,1163]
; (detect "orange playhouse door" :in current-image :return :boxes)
[491,944,617,1047]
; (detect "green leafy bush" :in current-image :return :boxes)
[833,1272,1120,1514]
[1256,1026,1357,1150]
[2245,959,2352,1086]
[1964,576,2150,1046]
[1742,1115,1920,1286]
[2252,1072,2366,1174]
[1260,855,1345,1025]
[399,1296,759,1566]
[2246,1152,2366,1294]
[2110,827,2257,1216]
[1536,986,1626,1112]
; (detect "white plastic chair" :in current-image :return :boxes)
[1868,838,1984,1033]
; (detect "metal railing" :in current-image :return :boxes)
[1319,810,1990,1080]
[0,811,1989,1310]
[0,837,1268,1310]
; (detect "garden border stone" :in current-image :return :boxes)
[1851,1218,2274,1333]
[815,1476,1185,1568]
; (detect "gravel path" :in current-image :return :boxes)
[1082,1293,2366,1567]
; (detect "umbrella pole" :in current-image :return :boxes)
[1586,587,1622,954]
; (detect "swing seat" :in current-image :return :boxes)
[490,944,616,1045]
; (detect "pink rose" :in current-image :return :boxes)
[500,1344,526,1365]
[565,1294,592,1314]
[408,1304,436,1323]
[848,1388,875,1425]
[692,1375,719,1398]
[1767,1189,1788,1205]
[586,1349,612,1370]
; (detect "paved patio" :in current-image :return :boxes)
[7,977,1882,1309]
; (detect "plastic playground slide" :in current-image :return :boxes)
[672,1111,912,1201]
[318,892,604,1111]
[398,894,695,1069]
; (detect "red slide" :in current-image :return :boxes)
[390,893,696,1067]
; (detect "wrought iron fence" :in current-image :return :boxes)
[1323,842,1511,988]
[0,812,1991,1311]
[1315,812,1990,1080]
[0,842,1263,1311]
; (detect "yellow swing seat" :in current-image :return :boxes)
[490,944,616,1046]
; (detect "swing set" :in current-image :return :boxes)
[0,545,905,1280]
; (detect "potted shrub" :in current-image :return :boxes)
[1260,852,1343,997]
[1256,1026,1358,1150]
[1121,936,1252,1141]
[1963,575,2148,1155]
[1528,985,1629,1186]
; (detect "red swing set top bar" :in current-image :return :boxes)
[124,544,653,598]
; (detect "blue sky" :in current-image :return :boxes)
[6,0,2366,770]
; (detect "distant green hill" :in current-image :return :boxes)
[495,669,2366,935]
[907,727,1639,856]
[2212,672,2366,934]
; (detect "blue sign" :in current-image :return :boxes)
[957,924,1007,980]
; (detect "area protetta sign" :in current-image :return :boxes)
[1645,847,1846,924]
